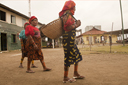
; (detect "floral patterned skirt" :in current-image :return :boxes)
[21,39,27,57]
[25,36,43,60]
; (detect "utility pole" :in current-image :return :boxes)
[29,0,31,17]
[110,22,114,53]
[119,0,125,46]
[52,39,54,49]
[89,34,92,51]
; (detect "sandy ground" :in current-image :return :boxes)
[0,47,128,85]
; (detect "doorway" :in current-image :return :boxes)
[1,33,7,51]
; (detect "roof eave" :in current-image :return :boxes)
[0,3,44,25]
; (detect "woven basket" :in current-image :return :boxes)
[40,18,62,39]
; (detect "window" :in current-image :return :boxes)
[22,19,26,27]
[11,34,16,43]
[0,10,6,21]
[45,37,48,42]
[11,15,16,24]
[104,36,107,40]
[86,37,89,41]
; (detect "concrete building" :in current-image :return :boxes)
[76,35,83,45]
[0,3,44,51]
[82,27,118,45]
[104,29,128,43]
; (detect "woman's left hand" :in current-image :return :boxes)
[76,20,81,27]
[34,44,38,51]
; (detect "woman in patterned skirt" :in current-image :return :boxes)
[25,16,51,73]
[59,0,85,83]
[19,22,37,68]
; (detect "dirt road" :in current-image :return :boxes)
[0,48,128,85]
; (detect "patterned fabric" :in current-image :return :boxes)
[61,11,82,67]
[29,16,37,23]
[25,36,43,60]
[25,25,40,37]
[59,0,75,17]
[62,10,75,32]
[21,39,28,57]
[20,22,30,58]
[25,25,43,61]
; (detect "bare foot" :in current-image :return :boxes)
[31,65,38,68]
[63,77,76,83]
[73,73,85,79]
[43,68,51,71]
[26,70,35,73]
[19,64,24,68]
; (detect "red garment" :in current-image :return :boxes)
[25,25,39,37]
[25,36,43,60]
[59,0,76,32]
[29,16,37,24]
[59,0,76,17]
[64,16,75,32]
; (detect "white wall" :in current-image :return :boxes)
[0,7,41,27]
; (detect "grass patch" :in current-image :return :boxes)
[80,44,128,54]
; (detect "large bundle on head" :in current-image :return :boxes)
[40,18,63,39]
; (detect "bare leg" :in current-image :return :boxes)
[40,59,51,71]
[74,63,79,76]
[64,66,69,79]
[26,58,35,73]
[63,66,76,83]
[19,57,24,68]
[31,60,38,68]
[73,63,85,79]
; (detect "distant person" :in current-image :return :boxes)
[50,42,52,46]
[55,41,58,47]
[25,16,51,73]
[47,42,50,47]
[98,38,99,43]
[109,36,112,45]
[19,22,37,68]
[81,38,83,44]
[59,0,84,83]
[95,38,97,43]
